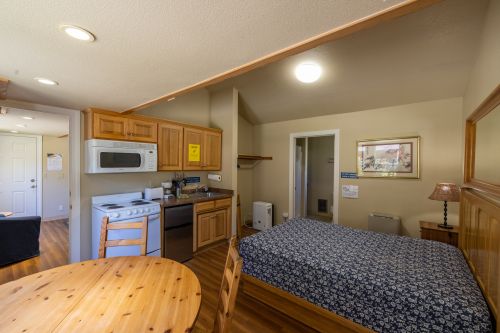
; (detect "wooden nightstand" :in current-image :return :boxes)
[419,221,459,247]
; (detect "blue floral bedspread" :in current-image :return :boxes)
[239,218,493,333]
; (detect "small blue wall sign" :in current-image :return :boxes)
[341,172,358,179]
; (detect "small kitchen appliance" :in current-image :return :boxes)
[91,192,161,259]
[144,187,163,200]
[161,181,175,199]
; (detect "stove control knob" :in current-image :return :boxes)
[112,213,119,218]
[127,210,132,215]
[144,208,150,212]
[139,208,144,213]
[132,209,138,214]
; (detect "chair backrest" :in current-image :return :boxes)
[213,236,243,333]
[98,216,148,259]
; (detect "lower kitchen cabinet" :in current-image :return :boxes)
[194,198,231,250]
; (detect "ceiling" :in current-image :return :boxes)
[211,0,490,124]
[0,108,69,136]
[0,0,407,111]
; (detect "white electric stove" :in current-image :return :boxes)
[91,192,161,259]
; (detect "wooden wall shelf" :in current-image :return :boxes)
[237,154,272,161]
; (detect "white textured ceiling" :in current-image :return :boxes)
[212,0,489,124]
[0,108,69,137]
[0,0,406,111]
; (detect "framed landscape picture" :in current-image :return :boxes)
[357,136,420,178]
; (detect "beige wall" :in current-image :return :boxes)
[79,90,212,260]
[237,114,255,222]
[137,89,211,127]
[463,0,500,119]
[253,97,463,238]
[209,88,239,233]
[306,136,334,217]
[42,136,70,220]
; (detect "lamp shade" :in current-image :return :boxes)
[428,183,460,202]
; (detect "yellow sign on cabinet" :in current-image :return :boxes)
[188,144,201,162]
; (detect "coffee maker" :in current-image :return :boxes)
[161,181,175,199]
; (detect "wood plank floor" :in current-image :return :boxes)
[0,219,68,285]
[0,220,317,332]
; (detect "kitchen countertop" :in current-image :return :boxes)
[153,188,233,208]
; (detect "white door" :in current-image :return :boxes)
[0,135,38,216]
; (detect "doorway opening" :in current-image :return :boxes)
[289,130,339,223]
[0,107,71,274]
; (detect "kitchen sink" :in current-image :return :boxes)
[195,192,223,198]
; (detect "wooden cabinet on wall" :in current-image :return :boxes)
[183,127,222,171]
[157,121,183,171]
[194,198,231,250]
[85,108,157,143]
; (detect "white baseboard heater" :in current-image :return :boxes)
[368,212,401,235]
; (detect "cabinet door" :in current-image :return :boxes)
[197,213,213,247]
[158,122,183,171]
[183,127,204,170]
[93,113,129,140]
[203,131,222,170]
[212,210,227,242]
[129,118,158,143]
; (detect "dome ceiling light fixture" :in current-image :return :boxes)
[294,62,322,83]
[60,24,96,42]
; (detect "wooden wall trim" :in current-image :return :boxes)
[0,77,9,100]
[123,0,441,113]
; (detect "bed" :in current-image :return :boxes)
[240,218,493,332]
[239,85,500,333]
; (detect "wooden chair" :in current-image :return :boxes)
[213,236,243,333]
[98,216,148,258]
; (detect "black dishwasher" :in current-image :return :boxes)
[164,204,193,262]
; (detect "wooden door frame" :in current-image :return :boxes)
[289,130,340,223]
[1,100,81,263]
[0,133,42,217]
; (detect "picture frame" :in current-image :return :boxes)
[356,136,420,179]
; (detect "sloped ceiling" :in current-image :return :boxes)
[211,0,489,124]
[0,0,408,111]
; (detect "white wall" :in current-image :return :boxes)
[253,97,463,238]
[237,114,255,222]
[209,88,239,233]
[42,136,69,220]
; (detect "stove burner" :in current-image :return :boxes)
[101,203,116,207]
[132,202,149,206]
[131,200,145,203]
[107,205,124,209]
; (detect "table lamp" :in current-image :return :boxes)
[428,183,460,229]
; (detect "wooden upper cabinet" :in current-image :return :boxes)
[183,127,204,170]
[128,118,157,143]
[204,131,222,170]
[183,126,222,171]
[158,122,183,171]
[86,109,157,143]
[93,112,129,140]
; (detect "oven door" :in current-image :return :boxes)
[95,147,145,173]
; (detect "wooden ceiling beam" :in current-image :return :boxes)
[0,77,9,100]
[122,0,441,114]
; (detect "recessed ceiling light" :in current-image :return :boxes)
[294,62,322,83]
[16,124,27,128]
[60,25,95,42]
[10,130,18,133]
[34,77,58,86]
[22,116,34,120]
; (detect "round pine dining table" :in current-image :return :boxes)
[0,256,201,333]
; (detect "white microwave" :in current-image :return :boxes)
[85,139,157,174]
